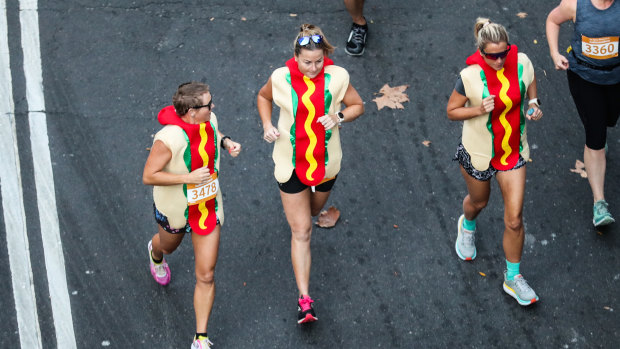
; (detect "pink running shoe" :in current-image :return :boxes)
[148,240,170,285]
[297,295,318,324]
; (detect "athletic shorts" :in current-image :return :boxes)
[153,204,219,234]
[277,170,337,194]
[453,143,526,181]
[567,69,620,150]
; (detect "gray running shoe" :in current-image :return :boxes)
[593,200,615,227]
[455,214,476,261]
[503,272,539,306]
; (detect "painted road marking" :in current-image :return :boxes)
[20,0,77,348]
[0,0,43,347]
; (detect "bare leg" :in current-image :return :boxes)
[584,145,606,203]
[459,165,491,221]
[150,226,184,259]
[280,188,332,296]
[192,226,221,333]
[496,167,526,263]
[344,0,366,25]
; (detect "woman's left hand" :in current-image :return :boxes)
[526,105,543,121]
[226,140,242,157]
[317,114,338,130]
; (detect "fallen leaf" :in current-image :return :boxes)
[243,282,247,286]
[597,231,603,236]
[146,147,151,151]
[241,17,247,21]
[570,160,588,178]
[394,271,398,276]
[422,140,431,147]
[516,12,528,18]
[534,39,538,44]
[393,224,399,229]
[316,206,340,228]
[289,13,297,17]
[210,17,215,21]
[479,272,486,277]
[604,306,613,311]
[372,84,410,110]
[528,158,533,162]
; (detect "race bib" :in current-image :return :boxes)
[187,173,219,206]
[581,35,619,60]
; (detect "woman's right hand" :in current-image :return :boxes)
[552,52,569,70]
[263,125,280,143]
[479,95,495,114]
[186,167,211,184]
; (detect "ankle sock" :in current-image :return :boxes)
[506,260,521,280]
[463,217,476,231]
[150,251,163,264]
[195,333,208,340]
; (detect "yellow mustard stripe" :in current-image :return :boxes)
[198,201,209,229]
[198,123,209,227]
[301,76,318,181]
[496,68,513,166]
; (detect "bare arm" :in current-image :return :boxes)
[257,77,280,143]
[142,140,211,186]
[546,0,576,70]
[446,90,495,121]
[525,73,543,121]
[316,83,365,129]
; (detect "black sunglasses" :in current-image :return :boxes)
[482,44,511,60]
[193,97,213,110]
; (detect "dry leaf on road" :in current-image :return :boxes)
[570,159,587,178]
[316,206,340,228]
[516,12,528,18]
[372,84,410,110]
[422,140,431,147]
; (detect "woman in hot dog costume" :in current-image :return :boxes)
[143,82,241,348]
[447,18,542,306]
[547,0,620,227]
[257,24,364,324]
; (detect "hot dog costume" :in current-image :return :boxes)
[152,106,224,235]
[270,57,349,185]
[459,46,535,171]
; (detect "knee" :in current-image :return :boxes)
[159,246,178,255]
[196,268,215,285]
[504,215,523,233]
[468,197,488,211]
[291,226,312,243]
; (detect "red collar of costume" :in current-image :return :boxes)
[285,56,334,186]
[157,105,218,235]
[466,45,523,171]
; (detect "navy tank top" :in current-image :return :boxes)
[568,0,620,84]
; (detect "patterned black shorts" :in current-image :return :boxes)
[453,143,526,181]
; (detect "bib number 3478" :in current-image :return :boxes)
[581,35,619,60]
[187,173,219,206]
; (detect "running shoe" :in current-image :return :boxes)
[345,22,368,56]
[297,295,318,324]
[191,336,213,349]
[503,272,539,306]
[455,214,476,261]
[148,240,170,286]
[593,200,615,227]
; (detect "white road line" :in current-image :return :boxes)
[0,0,43,347]
[20,1,77,348]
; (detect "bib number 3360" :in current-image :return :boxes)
[581,35,619,60]
[187,173,219,206]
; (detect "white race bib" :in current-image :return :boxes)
[581,35,619,60]
[187,173,219,206]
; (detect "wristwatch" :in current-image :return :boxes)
[337,112,345,126]
[528,98,541,107]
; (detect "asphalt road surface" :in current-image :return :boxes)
[1,0,619,348]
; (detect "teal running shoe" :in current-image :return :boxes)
[455,214,476,261]
[503,272,539,306]
[593,200,615,227]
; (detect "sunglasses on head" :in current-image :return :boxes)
[297,35,322,46]
[194,97,213,110]
[482,44,511,60]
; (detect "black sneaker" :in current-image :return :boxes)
[297,295,318,324]
[345,22,368,56]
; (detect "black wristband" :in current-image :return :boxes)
[220,135,231,149]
